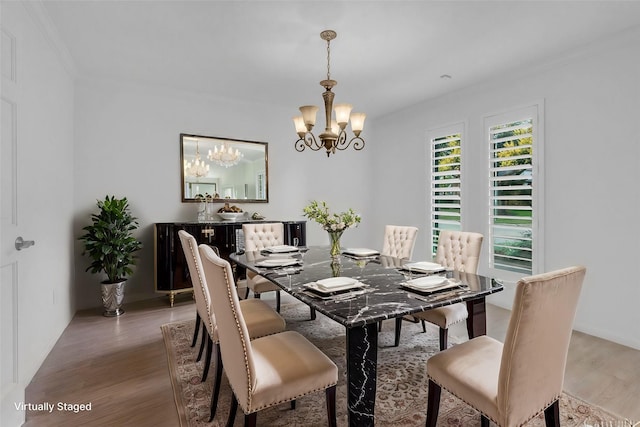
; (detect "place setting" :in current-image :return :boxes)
[341,247,380,259]
[398,261,447,274]
[400,274,469,303]
[302,276,372,301]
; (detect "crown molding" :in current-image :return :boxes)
[21,0,78,79]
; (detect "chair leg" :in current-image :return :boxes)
[481,415,490,427]
[544,400,560,427]
[378,321,382,332]
[196,326,207,362]
[201,335,213,382]
[421,319,426,333]
[439,328,448,351]
[290,400,296,410]
[326,385,337,427]
[209,343,223,422]
[245,412,257,427]
[310,307,316,320]
[226,392,238,427]
[394,317,403,347]
[244,287,250,299]
[276,290,281,312]
[425,379,441,427]
[191,313,201,347]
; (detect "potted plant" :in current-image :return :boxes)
[79,195,142,316]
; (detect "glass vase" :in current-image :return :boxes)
[328,230,344,259]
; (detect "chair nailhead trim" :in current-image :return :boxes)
[188,240,215,340]
[221,262,254,411]
[428,375,561,427]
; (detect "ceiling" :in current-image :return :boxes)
[41,1,640,118]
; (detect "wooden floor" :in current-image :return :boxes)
[24,293,640,426]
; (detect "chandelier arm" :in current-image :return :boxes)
[294,133,323,152]
[335,132,365,151]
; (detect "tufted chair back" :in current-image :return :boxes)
[381,225,419,259]
[434,230,483,273]
[243,223,284,251]
[198,244,256,411]
[178,230,216,338]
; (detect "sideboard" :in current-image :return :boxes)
[154,220,306,306]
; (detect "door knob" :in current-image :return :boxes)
[15,237,35,251]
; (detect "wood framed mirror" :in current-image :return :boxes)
[180,133,269,203]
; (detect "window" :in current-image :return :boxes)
[428,125,463,256]
[486,105,543,276]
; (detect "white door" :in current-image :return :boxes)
[1,25,26,427]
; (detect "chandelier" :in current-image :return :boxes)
[184,139,210,178]
[207,142,243,168]
[293,30,366,157]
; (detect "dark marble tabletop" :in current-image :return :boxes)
[230,246,503,328]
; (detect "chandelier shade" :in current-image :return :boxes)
[207,142,244,168]
[293,30,366,157]
[183,139,210,178]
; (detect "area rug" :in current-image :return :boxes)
[162,303,624,427]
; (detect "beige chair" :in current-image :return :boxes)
[379,225,419,335]
[381,225,419,259]
[199,244,338,427]
[395,230,483,349]
[177,230,286,421]
[242,223,285,311]
[425,266,586,427]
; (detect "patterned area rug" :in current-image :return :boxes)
[162,303,623,427]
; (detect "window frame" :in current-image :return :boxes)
[484,103,545,280]
[426,122,465,257]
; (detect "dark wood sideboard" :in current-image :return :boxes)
[154,221,306,306]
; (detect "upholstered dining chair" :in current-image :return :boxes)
[395,230,483,349]
[242,223,285,311]
[199,244,338,427]
[425,266,586,427]
[177,230,286,421]
[381,225,419,259]
[379,225,419,334]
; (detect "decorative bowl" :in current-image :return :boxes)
[217,212,244,221]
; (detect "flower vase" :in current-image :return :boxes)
[328,230,344,259]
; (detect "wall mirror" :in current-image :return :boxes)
[180,133,269,203]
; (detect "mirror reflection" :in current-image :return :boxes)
[180,133,269,203]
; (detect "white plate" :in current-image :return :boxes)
[305,280,365,295]
[405,275,448,289]
[262,245,299,253]
[342,248,380,257]
[255,258,300,268]
[316,276,358,290]
[401,261,445,273]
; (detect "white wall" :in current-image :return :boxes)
[370,28,640,349]
[73,79,374,308]
[1,1,76,421]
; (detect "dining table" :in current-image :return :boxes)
[230,246,504,427]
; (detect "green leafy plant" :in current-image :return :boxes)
[302,200,361,232]
[79,196,142,283]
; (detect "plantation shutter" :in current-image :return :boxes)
[431,131,462,255]
[489,118,534,274]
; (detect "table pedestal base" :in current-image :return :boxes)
[346,323,378,427]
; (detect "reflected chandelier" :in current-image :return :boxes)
[184,139,210,178]
[293,30,366,157]
[207,142,243,168]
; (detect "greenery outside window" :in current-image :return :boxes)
[486,104,544,276]
[428,124,463,256]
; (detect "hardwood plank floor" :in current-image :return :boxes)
[23,293,640,426]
